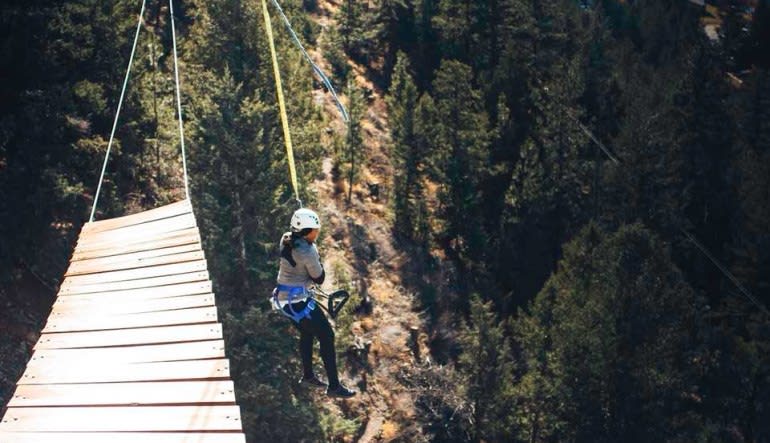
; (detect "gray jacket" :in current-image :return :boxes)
[275,232,324,303]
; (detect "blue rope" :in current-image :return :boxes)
[268,0,349,123]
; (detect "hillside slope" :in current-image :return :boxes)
[301,2,431,441]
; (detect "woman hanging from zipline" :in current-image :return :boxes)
[271,208,356,398]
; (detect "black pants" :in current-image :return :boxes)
[284,300,339,387]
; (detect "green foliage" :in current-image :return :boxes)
[339,81,365,204]
[387,52,423,240]
[429,60,492,262]
[336,0,382,66]
[329,260,358,354]
[3,0,770,440]
[322,26,351,84]
[513,223,701,442]
[0,0,331,437]
[730,69,770,312]
[318,402,360,441]
[457,296,516,442]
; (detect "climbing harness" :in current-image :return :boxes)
[272,284,317,323]
[271,285,350,322]
[89,0,190,222]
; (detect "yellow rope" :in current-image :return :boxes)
[260,0,300,203]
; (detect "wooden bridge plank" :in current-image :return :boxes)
[61,260,208,286]
[35,322,222,349]
[26,340,226,367]
[76,224,199,251]
[8,380,235,407]
[42,306,218,333]
[81,211,195,238]
[78,213,197,247]
[66,243,202,273]
[21,357,230,384]
[0,432,246,443]
[71,231,201,260]
[51,293,215,316]
[57,271,210,295]
[80,211,195,241]
[56,281,212,301]
[0,405,243,432]
[74,227,200,254]
[83,200,192,234]
[66,250,205,276]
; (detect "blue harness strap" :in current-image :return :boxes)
[273,284,315,323]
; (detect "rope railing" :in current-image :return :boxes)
[89,0,191,221]
[169,0,190,201]
[89,0,147,222]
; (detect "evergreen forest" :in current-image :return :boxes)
[1,0,769,441]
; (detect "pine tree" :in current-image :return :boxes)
[387,52,422,239]
[429,59,491,264]
[412,92,439,248]
[513,223,702,441]
[730,68,770,313]
[414,0,441,89]
[511,279,569,442]
[498,58,590,310]
[433,0,511,79]
[628,0,701,67]
[666,39,736,304]
[375,0,415,79]
[322,25,351,83]
[344,81,365,204]
[337,0,381,65]
[433,0,475,62]
[458,296,516,442]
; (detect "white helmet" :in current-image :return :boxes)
[290,208,321,232]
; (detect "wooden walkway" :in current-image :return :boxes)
[0,200,246,443]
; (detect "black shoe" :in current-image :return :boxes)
[299,375,328,388]
[326,383,356,398]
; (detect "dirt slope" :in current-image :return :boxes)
[302,2,431,441]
